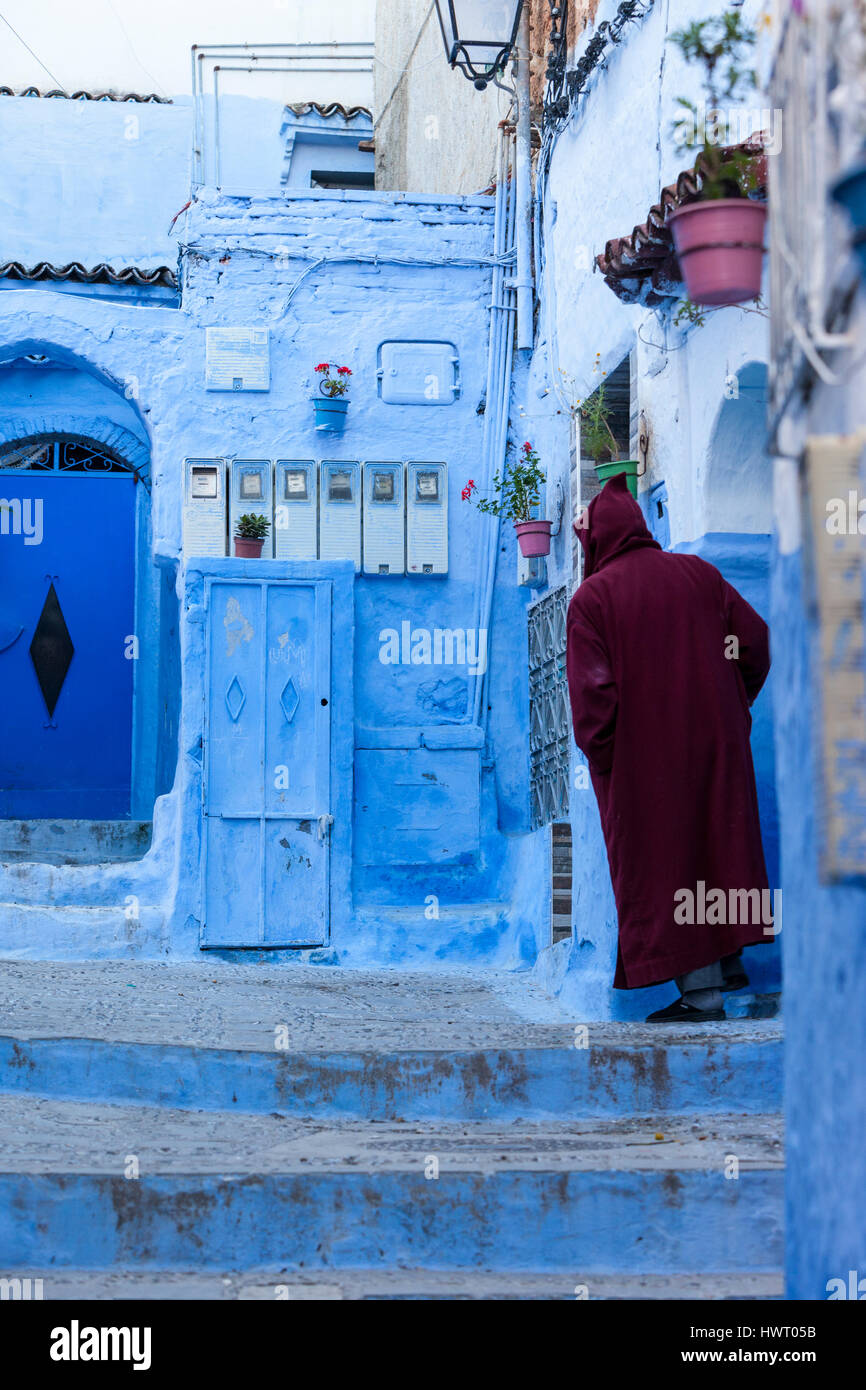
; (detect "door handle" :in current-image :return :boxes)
[317,813,334,841]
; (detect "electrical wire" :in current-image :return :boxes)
[0,8,62,88]
[103,0,169,99]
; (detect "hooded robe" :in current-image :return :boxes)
[566,473,772,989]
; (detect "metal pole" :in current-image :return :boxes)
[514,4,534,351]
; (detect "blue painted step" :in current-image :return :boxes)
[0,1099,783,1275]
[0,1028,783,1121]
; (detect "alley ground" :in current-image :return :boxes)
[0,961,783,1299]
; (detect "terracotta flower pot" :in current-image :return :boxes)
[514,519,552,557]
[234,536,264,558]
[668,198,767,307]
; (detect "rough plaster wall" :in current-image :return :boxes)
[0,96,191,268]
[770,326,866,1298]
[374,0,507,194]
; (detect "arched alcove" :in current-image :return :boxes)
[0,350,178,841]
[704,361,772,535]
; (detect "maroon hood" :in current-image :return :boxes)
[576,471,661,578]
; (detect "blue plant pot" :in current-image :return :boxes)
[313,397,349,433]
[831,161,866,276]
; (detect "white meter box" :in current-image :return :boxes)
[275,460,318,561]
[230,459,273,556]
[377,342,460,405]
[407,461,448,575]
[183,458,226,557]
[363,462,405,575]
[319,461,361,571]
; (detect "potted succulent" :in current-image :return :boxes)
[234,512,271,558]
[463,440,552,557]
[579,369,639,498]
[667,12,767,307]
[313,362,352,432]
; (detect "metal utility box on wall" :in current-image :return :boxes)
[274,459,318,561]
[319,460,361,571]
[362,461,405,575]
[183,458,226,557]
[406,461,448,574]
[229,459,272,555]
[377,341,460,405]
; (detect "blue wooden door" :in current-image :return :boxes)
[201,577,331,947]
[0,472,135,818]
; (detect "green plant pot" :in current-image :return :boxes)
[595,460,639,499]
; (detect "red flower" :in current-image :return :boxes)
[461,479,477,501]
[315,363,329,373]
[337,366,352,376]
[523,441,533,453]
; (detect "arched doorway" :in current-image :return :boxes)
[0,434,141,818]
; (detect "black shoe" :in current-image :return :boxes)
[646,998,726,1023]
[722,972,749,993]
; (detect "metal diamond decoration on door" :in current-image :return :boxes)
[280,676,299,723]
[29,582,74,718]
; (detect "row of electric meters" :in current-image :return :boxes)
[183,457,448,575]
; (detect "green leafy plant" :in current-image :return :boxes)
[235,513,271,540]
[578,357,621,465]
[669,11,761,199]
[673,297,708,328]
[462,441,545,523]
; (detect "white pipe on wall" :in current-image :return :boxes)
[514,4,535,351]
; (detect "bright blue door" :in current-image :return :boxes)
[201,576,331,947]
[0,471,136,818]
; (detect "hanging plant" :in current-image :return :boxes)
[312,362,352,432]
[463,441,552,557]
[667,12,767,307]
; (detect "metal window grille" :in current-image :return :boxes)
[528,585,570,830]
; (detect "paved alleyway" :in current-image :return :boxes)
[0,962,782,1299]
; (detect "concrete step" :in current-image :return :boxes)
[0,960,783,1120]
[0,820,152,865]
[4,1269,784,1300]
[0,1096,783,1274]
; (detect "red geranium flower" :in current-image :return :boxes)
[315,363,329,373]
[337,366,352,376]
[461,479,477,501]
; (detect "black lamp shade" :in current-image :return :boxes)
[434,1,523,88]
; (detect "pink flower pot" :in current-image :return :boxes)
[668,199,767,307]
[234,536,264,558]
[514,519,552,557]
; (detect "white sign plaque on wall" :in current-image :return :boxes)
[205,327,270,392]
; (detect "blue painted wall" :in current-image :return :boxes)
[0,122,546,966]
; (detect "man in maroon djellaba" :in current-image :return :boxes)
[566,473,773,1022]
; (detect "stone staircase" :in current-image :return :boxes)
[0,961,784,1300]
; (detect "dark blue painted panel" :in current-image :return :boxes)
[0,473,135,817]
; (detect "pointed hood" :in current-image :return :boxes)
[575,471,661,578]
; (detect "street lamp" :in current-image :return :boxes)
[434,0,524,90]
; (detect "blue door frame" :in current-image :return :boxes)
[0,470,136,818]
[200,576,332,947]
